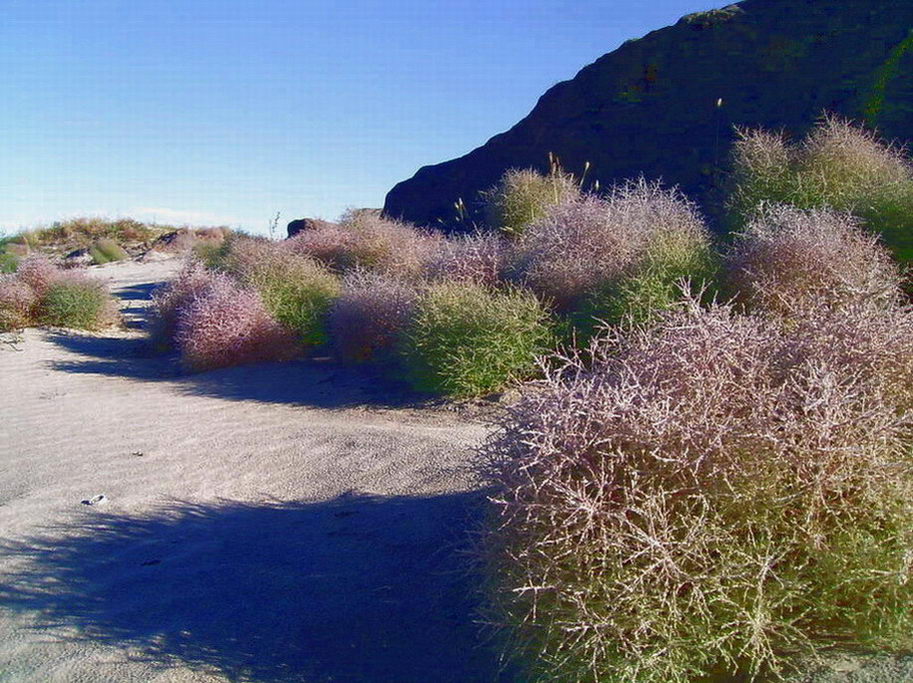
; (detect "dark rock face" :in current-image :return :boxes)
[286,218,337,238]
[383,0,913,232]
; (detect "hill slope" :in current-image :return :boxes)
[383,0,913,231]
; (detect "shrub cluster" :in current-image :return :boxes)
[729,116,913,261]
[511,179,715,341]
[173,273,298,372]
[329,270,419,364]
[287,210,441,278]
[725,204,902,317]
[154,174,719,394]
[0,256,117,331]
[225,239,340,346]
[482,186,913,679]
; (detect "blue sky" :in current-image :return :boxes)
[1,0,721,234]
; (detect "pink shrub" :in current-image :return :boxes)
[512,179,708,310]
[15,255,62,297]
[286,222,361,271]
[424,232,508,286]
[482,294,913,680]
[725,204,902,317]
[150,261,220,347]
[175,274,298,371]
[329,270,419,363]
[287,211,441,279]
[0,276,38,330]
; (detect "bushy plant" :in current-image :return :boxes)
[424,232,508,286]
[401,281,553,397]
[37,273,117,330]
[287,211,440,279]
[513,180,713,317]
[728,116,913,261]
[329,270,419,363]
[149,261,217,348]
[229,242,340,347]
[484,164,581,236]
[15,255,62,297]
[725,204,902,318]
[482,296,913,681]
[0,276,37,331]
[174,274,297,372]
[89,237,129,264]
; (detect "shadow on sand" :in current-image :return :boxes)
[0,492,509,682]
[47,332,437,410]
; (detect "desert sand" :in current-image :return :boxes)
[2,258,911,682]
[0,258,503,682]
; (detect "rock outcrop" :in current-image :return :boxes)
[383,0,913,232]
[286,218,337,238]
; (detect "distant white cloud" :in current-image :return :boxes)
[132,207,241,226]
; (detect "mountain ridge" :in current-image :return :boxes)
[383,0,913,232]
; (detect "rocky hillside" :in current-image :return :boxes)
[383,0,913,232]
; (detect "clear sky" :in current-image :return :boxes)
[1,0,723,234]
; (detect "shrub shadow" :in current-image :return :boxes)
[0,492,508,682]
[114,282,161,301]
[47,333,435,410]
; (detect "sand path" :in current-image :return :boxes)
[0,259,502,682]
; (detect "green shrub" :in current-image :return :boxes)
[484,162,581,237]
[728,116,913,262]
[401,281,553,397]
[89,237,129,264]
[573,225,718,340]
[38,277,116,329]
[0,250,19,273]
[230,242,340,347]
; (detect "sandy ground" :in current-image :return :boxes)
[1,258,911,682]
[0,259,504,682]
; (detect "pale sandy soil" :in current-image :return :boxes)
[0,259,504,682]
[0,258,910,682]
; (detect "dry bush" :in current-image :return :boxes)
[424,232,509,286]
[287,211,441,279]
[15,255,62,298]
[329,270,420,363]
[0,276,37,331]
[174,274,297,372]
[725,204,902,317]
[482,296,913,681]
[149,261,218,348]
[513,179,711,313]
[484,165,582,236]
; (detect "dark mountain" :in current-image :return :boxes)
[383,0,913,232]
